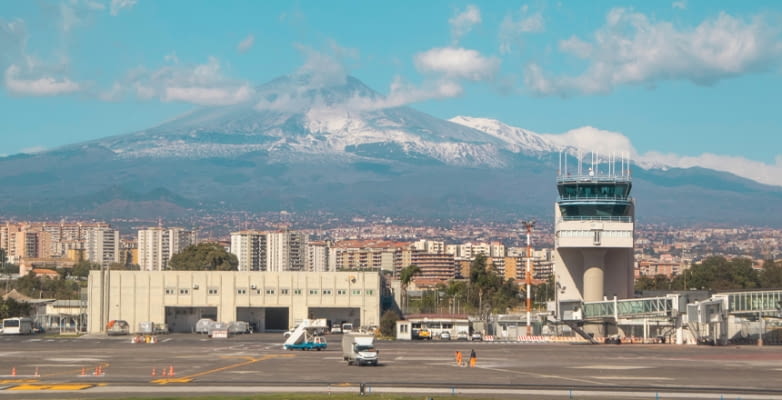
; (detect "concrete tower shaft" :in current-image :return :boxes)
[553,152,635,311]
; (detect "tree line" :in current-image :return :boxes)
[635,256,782,292]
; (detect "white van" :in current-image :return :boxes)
[342,322,353,333]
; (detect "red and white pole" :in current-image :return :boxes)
[524,221,535,336]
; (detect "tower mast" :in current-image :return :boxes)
[523,220,535,336]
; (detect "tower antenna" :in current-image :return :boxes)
[523,220,536,336]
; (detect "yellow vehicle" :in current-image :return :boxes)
[415,328,432,340]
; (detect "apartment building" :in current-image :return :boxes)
[307,241,330,272]
[85,228,120,267]
[138,227,197,271]
[230,230,308,272]
[410,251,457,281]
[329,240,411,273]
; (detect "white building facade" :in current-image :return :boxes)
[138,227,197,271]
[85,227,120,267]
[87,270,381,334]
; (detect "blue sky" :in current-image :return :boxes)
[2,0,782,184]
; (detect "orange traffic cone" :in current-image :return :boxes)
[11,367,16,376]
[34,367,40,377]
[80,367,86,376]
[168,365,175,376]
[151,368,157,377]
[161,368,168,377]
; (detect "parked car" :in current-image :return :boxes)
[471,332,483,341]
[456,331,469,341]
[440,331,451,340]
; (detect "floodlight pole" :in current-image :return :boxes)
[523,221,535,336]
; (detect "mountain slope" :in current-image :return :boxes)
[1,75,781,227]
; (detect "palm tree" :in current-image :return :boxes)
[400,264,421,314]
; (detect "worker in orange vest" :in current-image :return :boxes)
[469,349,477,368]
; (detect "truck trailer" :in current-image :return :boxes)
[342,333,379,366]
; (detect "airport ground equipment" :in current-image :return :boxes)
[342,333,378,365]
[284,318,329,350]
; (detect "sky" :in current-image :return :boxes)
[2,0,782,185]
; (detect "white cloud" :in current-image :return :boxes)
[294,44,352,88]
[344,77,463,111]
[538,123,782,186]
[449,5,481,43]
[4,64,80,96]
[558,36,592,59]
[122,56,255,106]
[541,126,637,157]
[415,47,499,81]
[237,34,255,53]
[499,8,545,54]
[110,0,137,16]
[164,52,179,64]
[640,151,782,187]
[374,77,462,108]
[164,85,254,106]
[526,9,782,96]
[85,1,106,11]
[60,2,82,33]
[19,146,47,154]
[0,18,27,66]
[672,1,687,10]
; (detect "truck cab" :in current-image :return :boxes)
[342,334,378,366]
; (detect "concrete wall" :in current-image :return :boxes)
[87,270,381,334]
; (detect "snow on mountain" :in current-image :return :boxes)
[448,116,558,154]
[84,76,515,167]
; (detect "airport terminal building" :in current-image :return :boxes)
[86,270,381,334]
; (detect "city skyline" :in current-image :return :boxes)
[2,1,782,186]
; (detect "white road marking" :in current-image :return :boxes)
[593,376,673,381]
[572,365,650,370]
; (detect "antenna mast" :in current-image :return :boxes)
[523,220,535,336]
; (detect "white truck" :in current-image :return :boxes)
[342,333,379,366]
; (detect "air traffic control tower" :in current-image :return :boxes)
[554,153,635,322]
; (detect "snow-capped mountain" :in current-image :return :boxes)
[448,116,559,154]
[84,76,522,167]
[2,74,782,226]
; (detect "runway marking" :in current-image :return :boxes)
[152,354,294,385]
[0,379,38,384]
[481,366,605,386]
[593,376,673,381]
[572,365,650,370]
[8,383,94,391]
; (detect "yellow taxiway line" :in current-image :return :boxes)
[152,354,294,385]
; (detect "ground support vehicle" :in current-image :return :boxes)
[106,320,130,336]
[342,333,378,366]
[283,318,329,351]
[285,335,327,351]
[2,317,33,335]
